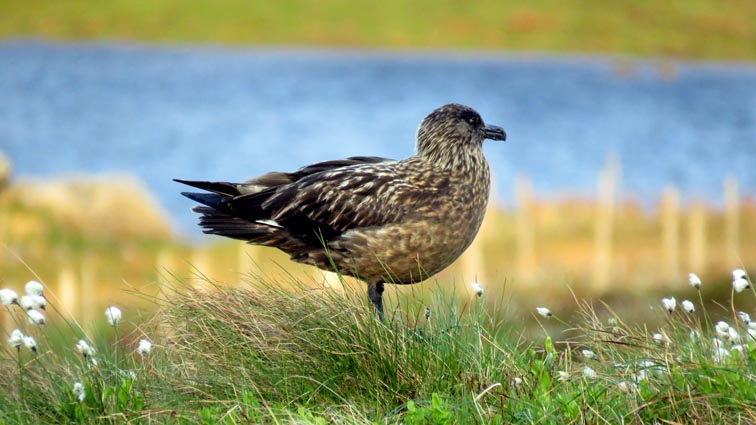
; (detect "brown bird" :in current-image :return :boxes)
[176,103,506,318]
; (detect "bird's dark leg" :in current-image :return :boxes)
[368,281,385,320]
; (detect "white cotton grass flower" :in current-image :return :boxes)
[681,300,695,314]
[25,280,44,297]
[471,282,483,297]
[738,311,751,324]
[689,330,700,341]
[582,367,597,380]
[713,346,731,362]
[536,307,553,318]
[512,377,523,386]
[20,294,45,311]
[661,297,676,313]
[712,338,725,350]
[731,344,744,355]
[733,269,747,281]
[617,381,637,393]
[105,306,122,326]
[582,349,596,359]
[557,371,570,382]
[23,336,37,354]
[747,328,756,340]
[27,309,45,325]
[0,288,19,306]
[688,273,702,289]
[727,327,740,343]
[715,321,730,334]
[137,339,152,356]
[733,277,750,293]
[652,333,668,344]
[76,340,95,358]
[8,329,24,350]
[72,382,86,402]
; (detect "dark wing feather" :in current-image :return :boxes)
[177,156,401,247]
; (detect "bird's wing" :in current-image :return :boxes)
[227,160,443,245]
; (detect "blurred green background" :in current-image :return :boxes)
[1,0,754,59]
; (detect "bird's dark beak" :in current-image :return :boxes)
[483,124,506,141]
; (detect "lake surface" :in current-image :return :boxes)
[1,41,755,236]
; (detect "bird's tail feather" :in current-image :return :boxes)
[174,179,242,196]
[193,206,289,245]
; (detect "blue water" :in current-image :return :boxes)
[1,41,755,236]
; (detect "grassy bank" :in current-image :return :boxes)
[0,0,754,60]
[1,271,755,423]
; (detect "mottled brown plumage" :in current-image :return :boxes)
[176,103,506,317]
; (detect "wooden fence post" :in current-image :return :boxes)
[515,175,535,280]
[58,266,78,318]
[687,201,707,273]
[724,176,739,267]
[661,187,680,281]
[592,157,619,291]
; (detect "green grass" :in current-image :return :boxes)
[1,269,756,423]
[0,0,754,60]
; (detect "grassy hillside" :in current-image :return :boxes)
[0,0,754,60]
[1,273,755,423]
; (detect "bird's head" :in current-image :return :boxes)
[415,104,506,168]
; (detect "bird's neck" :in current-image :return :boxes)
[417,141,489,178]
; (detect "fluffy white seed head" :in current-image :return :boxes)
[617,381,637,393]
[738,311,751,324]
[582,349,596,359]
[23,336,37,353]
[512,377,523,386]
[20,295,45,311]
[582,367,597,380]
[0,289,19,306]
[713,346,731,363]
[652,333,668,344]
[471,282,483,297]
[557,371,570,382]
[715,321,731,339]
[76,340,95,357]
[72,382,86,402]
[733,277,750,293]
[8,329,23,349]
[689,330,700,341]
[137,339,152,356]
[536,307,553,318]
[731,344,744,355]
[681,300,695,314]
[27,309,45,325]
[728,327,740,343]
[105,306,122,326]
[688,273,702,289]
[25,280,44,297]
[661,297,676,313]
[732,269,747,281]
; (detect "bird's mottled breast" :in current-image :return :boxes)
[333,152,491,283]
